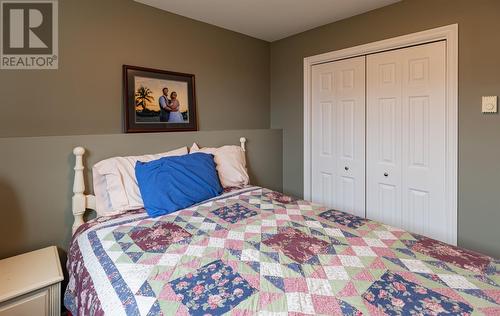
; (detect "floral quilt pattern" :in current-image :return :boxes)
[170,260,256,315]
[211,202,258,223]
[65,186,500,315]
[319,209,368,228]
[262,227,330,263]
[364,271,473,315]
[127,222,192,253]
[263,191,298,204]
[410,235,492,274]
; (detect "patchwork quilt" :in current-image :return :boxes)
[65,186,500,315]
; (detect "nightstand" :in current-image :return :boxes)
[0,246,63,316]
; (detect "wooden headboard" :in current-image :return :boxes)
[71,137,247,234]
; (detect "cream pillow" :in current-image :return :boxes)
[190,143,249,188]
[93,146,188,216]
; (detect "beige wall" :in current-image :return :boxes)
[270,0,500,257]
[0,0,270,137]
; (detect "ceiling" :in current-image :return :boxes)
[135,0,401,42]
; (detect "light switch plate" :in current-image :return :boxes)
[482,96,497,113]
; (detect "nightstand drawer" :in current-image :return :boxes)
[0,283,60,316]
[0,287,49,316]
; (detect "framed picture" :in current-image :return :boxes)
[123,65,197,133]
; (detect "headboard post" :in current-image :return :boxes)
[240,137,246,151]
[72,147,86,234]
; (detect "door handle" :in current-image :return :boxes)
[345,166,349,171]
[384,172,389,177]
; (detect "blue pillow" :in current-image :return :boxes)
[135,152,223,217]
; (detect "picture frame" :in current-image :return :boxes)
[123,65,198,133]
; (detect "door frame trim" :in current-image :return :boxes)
[303,24,458,245]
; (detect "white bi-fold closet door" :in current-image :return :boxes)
[366,41,447,242]
[311,56,366,218]
[311,41,449,243]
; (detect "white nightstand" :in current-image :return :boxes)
[0,246,63,316]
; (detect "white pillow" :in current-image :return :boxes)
[190,143,249,188]
[92,147,188,216]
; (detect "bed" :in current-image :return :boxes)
[65,138,499,315]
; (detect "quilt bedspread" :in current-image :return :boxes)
[65,186,500,315]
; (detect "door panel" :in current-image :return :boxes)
[408,188,431,235]
[320,172,334,208]
[312,65,337,209]
[378,183,399,226]
[367,41,448,243]
[408,96,430,168]
[379,98,397,164]
[320,102,333,156]
[367,57,403,228]
[340,100,355,159]
[311,56,365,217]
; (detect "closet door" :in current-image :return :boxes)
[311,56,365,217]
[366,41,448,243]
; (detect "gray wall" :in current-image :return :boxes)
[270,0,500,257]
[1,0,499,259]
[0,0,270,137]
[0,129,282,259]
[0,0,278,259]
